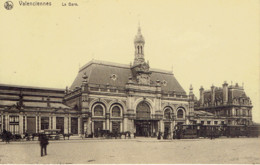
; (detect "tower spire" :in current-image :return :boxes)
[138,21,141,34]
[134,23,145,65]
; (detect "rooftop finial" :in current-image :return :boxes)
[190,84,193,91]
[138,21,141,34]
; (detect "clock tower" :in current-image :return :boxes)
[131,25,151,85]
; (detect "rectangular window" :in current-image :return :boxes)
[207,121,211,125]
[201,121,204,125]
[221,121,225,125]
[228,120,232,124]
[220,110,225,116]
[214,121,218,125]
[41,117,49,130]
[10,116,19,122]
[9,116,19,134]
[242,110,246,116]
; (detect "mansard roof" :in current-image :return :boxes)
[70,59,186,94]
[202,86,248,103]
[196,83,251,108]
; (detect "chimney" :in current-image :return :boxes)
[222,81,228,105]
[189,84,194,100]
[211,85,215,106]
[199,86,204,106]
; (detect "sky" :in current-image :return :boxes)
[0,0,259,122]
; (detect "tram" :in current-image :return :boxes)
[173,124,260,139]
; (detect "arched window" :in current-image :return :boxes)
[177,109,184,118]
[136,101,150,119]
[94,105,104,116]
[140,46,142,54]
[112,106,121,117]
[137,46,139,53]
[164,108,171,119]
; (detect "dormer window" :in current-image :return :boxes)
[161,80,167,86]
[110,74,117,81]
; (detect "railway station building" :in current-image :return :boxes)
[0,26,253,137]
[63,26,194,137]
[0,26,194,137]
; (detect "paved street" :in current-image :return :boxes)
[0,137,259,164]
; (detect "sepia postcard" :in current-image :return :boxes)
[0,0,259,164]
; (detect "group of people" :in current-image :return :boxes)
[156,129,184,140]
[1,129,49,157]
[1,129,12,143]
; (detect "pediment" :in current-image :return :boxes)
[5,105,20,113]
[53,108,67,113]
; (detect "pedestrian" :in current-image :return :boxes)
[2,129,7,143]
[5,131,12,143]
[39,134,49,157]
[210,128,214,140]
[157,131,161,140]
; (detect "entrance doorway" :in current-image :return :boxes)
[112,121,120,133]
[135,120,151,137]
[27,116,36,134]
[71,117,78,134]
[56,117,64,134]
[164,122,171,138]
[94,121,103,137]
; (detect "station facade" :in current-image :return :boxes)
[64,26,194,137]
[0,26,253,137]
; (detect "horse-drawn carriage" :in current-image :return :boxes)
[93,129,131,139]
[43,129,63,140]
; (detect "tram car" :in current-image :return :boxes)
[198,125,224,138]
[222,125,246,137]
[174,124,198,139]
[173,123,260,139]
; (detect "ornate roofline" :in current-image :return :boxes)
[79,59,173,75]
